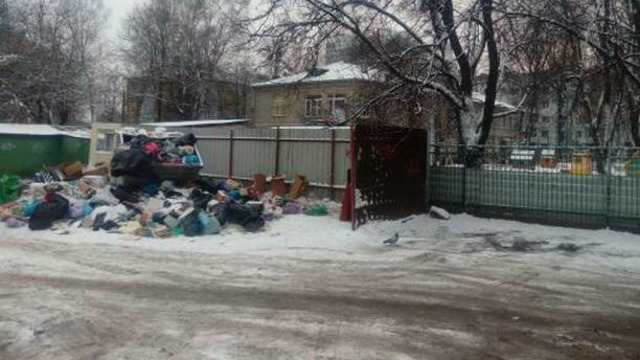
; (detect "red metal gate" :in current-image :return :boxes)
[351,124,427,229]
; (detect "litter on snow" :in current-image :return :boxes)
[0,130,338,240]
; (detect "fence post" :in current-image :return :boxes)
[274,126,281,176]
[330,128,336,199]
[228,129,234,178]
[605,147,612,228]
[350,125,357,230]
[462,146,467,213]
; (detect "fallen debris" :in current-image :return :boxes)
[429,206,450,220]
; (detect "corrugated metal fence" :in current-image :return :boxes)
[176,127,351,201]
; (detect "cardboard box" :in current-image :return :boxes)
[59,161,84,180]
[289,175,308,199]
[271,176,286,196]
[253,173,267,194]
[83,162,110,177]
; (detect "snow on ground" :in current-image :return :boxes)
[4,213,640,270]
[2,213,640,359]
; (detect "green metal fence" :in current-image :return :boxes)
[429,145,640,232]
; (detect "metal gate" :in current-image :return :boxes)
[352,125,427,228]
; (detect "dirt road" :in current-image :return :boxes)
[1,217,639,359]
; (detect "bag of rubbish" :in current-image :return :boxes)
[129,135,148,149]
[111,186,140,203]
[193,176,222,194]
[184,154,200,165]
[111,149,156,178]
[28,193,70,230]
[173,133,197,147]
[0,175,21,205]
[222,203,265,232]
[283,201,302,215]
[181,210,203,237]
[303,203,329,216]
[198,211,221,235]
[190,189,214,210]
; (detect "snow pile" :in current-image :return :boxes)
[3,211,640,275]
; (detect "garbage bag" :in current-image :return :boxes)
[111,186,140,203]
[190,189,214,210]
[0,175,21,205]
[193,176,222,193]
[129,135,148,149]
[181,210,203,237]
[304,203,329,216]
[111,149,156,178]
[28,194,70,230]
[198,211,221,235]
[283,201,302,215]
[173,133,197,147]
[222,203,265,232]
[184,154,200,165]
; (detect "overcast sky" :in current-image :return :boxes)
[105,0,143,40]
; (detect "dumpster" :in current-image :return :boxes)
[117,128,204,182]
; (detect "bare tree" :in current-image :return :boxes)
[122,0,250,121]
[0,0,106,124]
[251,0,524,148]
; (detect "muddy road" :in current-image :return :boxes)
[1,225,639,359]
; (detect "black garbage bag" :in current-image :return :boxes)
[193,176,221,193]
[111,186,140,204]
[189,189,214,210]
[28,194,70,230]
[130,135,148,149]
[173,133,197,147]
[111,149,156,178]
[222,203,265,232]
[181,210,203,237]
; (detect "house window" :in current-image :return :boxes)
[273,97,286,117]
[541,99,550,109]
[328,94,347,116]
[541,130,549,139]
[305,95,323,117]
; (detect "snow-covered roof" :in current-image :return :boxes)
[253,62,373,88]
[0,124,90,139]
[141,119,249,128]
[472,92,516,110]
[269,126,350,130]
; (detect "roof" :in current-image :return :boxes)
[253,62,373,88]
[269,126,350,130]
[472,93,516,111]
[0,124,90,139]
[141,119,249,128]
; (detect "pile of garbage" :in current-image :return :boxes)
[0,166,331,239]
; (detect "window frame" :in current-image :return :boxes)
[328,93,347,117]
[273,97,287,117]
[305,95,323,118]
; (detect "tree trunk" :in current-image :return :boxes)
[477,0,500,146]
